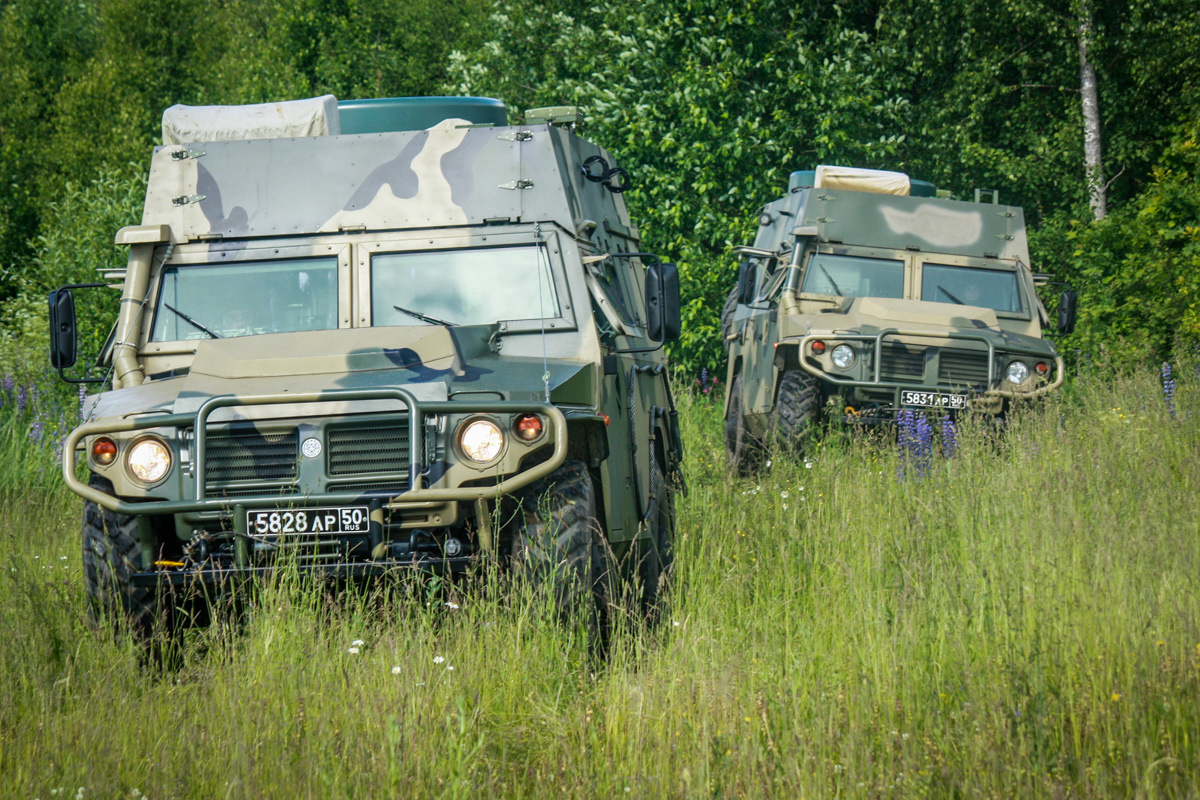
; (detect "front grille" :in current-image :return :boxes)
[938,350,991,388]
[328,422,411,481]
[205,427,299,492]
[879,343,926,383]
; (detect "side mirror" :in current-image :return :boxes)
[1057,289,1077,335]
[48,288,78,369]
[736,259,756,305]
[646,261,681,343]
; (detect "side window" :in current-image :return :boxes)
[588,256,640,326]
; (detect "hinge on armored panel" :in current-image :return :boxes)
[499,179,534,190]
[523,106,584,127]
[170,148,205,161]
[497,130,533,142]
[172,194,206,206]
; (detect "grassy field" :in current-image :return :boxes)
[1,358,1198,798]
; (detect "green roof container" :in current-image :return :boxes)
[337,97,509,134]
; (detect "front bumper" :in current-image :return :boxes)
[64,386,568,516]
[790,328,1064,400]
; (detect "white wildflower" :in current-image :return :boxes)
[433,655,445,664]
[347,647,360,654]
[350,639,364,647]
[391,666,401,675]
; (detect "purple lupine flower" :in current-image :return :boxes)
[2,375,12,392]
[29,420,44,444]
[16,386,27,414]
[941,416,958,459]
[914,414,934,476]
[1162,362,1177,419]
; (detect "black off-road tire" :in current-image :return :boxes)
[82,476,171,641]
[772,369,824,451]
[513,460,610,641]
[720,286,740,347]
[725,372,762,475]
[638,457,675,619]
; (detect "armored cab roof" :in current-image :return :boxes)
[757,165,1026,263]
[139,97,637,246]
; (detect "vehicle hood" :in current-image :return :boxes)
[784,297,1053,352]
[84,325,594,423]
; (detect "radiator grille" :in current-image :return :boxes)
[879,343,926,383]
[204,427,299,491]
[328,423,411,478]
[938,350,991,388]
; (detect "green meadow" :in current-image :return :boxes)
[1,357,1197,798]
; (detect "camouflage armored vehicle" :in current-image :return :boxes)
[723,165,1075,469]
[49,95,682,637]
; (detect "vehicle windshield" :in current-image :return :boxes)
[921,263,1023,313]
[800,253,904,298]
[150,257,338,341]
[371,245,558,327]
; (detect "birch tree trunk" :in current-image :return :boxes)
[1078,0,1106,220]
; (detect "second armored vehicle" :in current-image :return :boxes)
[723,165,1074,469]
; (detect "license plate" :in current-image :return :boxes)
[900,390,967,409]
[247,506,370,536]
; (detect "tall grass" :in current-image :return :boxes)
[1,357,1197,798]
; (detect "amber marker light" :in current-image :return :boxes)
[1035,362,1050,377]
[92,437,117,466]
[811,340,827,355]
[515,414,544,442]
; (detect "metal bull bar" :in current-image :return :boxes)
[63,387,568,515]
[793,329,1066,398]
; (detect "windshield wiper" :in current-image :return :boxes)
[392,304,457,327]
[937,285,965,305]
[818,264,844,297]
[163,302,222,339]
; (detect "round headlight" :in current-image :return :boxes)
[831,344,856,369]
[1006,361,1030,385]
[127,437,171,483]
[459,419,504,463]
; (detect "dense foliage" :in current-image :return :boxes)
[1,0,1198,373]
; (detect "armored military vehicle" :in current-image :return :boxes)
[723,165,1075,469]
[49,95,682,638]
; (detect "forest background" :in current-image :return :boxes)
[0,0,1198,377]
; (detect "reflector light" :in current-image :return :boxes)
[92,437,117,466]
[1035,362,1049,376]
[516,414,544,441]
[811,340,827,354]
